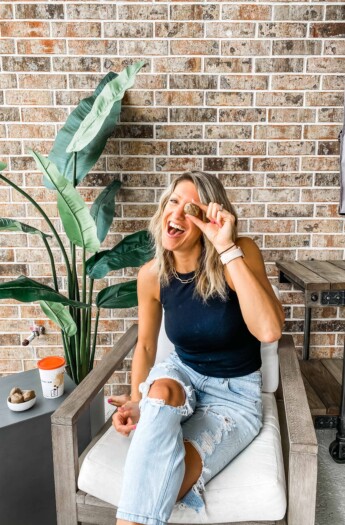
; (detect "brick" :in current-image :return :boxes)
[0,39,15,54]
[0,249,13,263]
[204,158,250,171]
[226,188,252,202]
[170,141,217,156]
[5,90,53,106]
[206,22,255,38]
[220,141,266,156]
[15,4,64,19]
[220,108,266,122]
[67,4,117,19]
[254,125,301,140]
[268,141,315,156]
[155,22,203,38]
[154,57,201,73]
[265,235,310,248]
[220,75,268,90]
[267,204,313,217]
[123,90,154,106]
[326,6,345,19]
[118,4,168,20]
[312,235,345,248]
[68,40,117,56]
[311,23,345,38]
[315,173,341,186]
[256,58,304,73]
[120,40,168,56]
[17,39,66,55]
[219,173,264,187]
[222,5,271,20]
[0,334,21,346]
[156,157,203,172]
[222,40,270,56]
[53,57,101,72]
[301,157,339,171]
[0,74,17,89]
[170,108,217,123]
[274,5,323,21]
[253,157,299,172]
[231,203,265,218]
[132,75,167,90]
[271,74,320,91]
[256,92,303,107]
[0,5,13,19]
[307,58,345,73]
[258,23,307,38]
[0,141,21,155]
[51,22,101,38]
[207,92,252,107]
[250,219,295,233]
[297,220,342,234]
[113,125,153,139]
[121,142,168,156]
[0,360,23,373]
[0,264,28,276]
[121,107,167,123]
[155,91,203,106]
[170,40,219,56]
[0,108,20,122]
[104,58,151,74]
[269,108,316,123]
[8,124,55,139]
[304,125,341,139]
[156,125,202,140]
[107,157,153,173]
[205,58,252,73]
[253,188,299,205]
[261,249,297,263]
[325,40,345,56]
[170,4,220,20]
[123,204,158,218]
[302,189,340,202]
[21,107,68,122]
[322,75,345,90]
[205,125,252,139]
[170,75,217,90]
[1,21,50,37]
[272,40,321,55]
[307,92,344,107]
[18,73,66,90]
[104,22,153,38]
[2,56,50,72]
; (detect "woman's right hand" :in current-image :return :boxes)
[111,400,140,437]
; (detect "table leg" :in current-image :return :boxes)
[303,306,312,360]
[329,338,345,463]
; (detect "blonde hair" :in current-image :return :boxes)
[149,171,238,302]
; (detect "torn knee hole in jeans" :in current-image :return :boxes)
[139,374,194,416]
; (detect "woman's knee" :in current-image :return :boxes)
[148,378,185,407]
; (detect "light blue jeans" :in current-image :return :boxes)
[116,351,263,525]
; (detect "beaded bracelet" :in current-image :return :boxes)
[218,243,235,256]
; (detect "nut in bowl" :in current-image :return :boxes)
[7,387,36,412]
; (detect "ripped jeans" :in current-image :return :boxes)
[116,351,263,525]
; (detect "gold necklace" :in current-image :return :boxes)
[171,266,199,284]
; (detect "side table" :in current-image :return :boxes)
[0,368,90,525]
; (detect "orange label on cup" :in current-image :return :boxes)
[37,356,66,371]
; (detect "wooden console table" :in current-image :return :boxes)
[276,260,345,424]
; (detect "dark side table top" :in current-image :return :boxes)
[276,260,345,291]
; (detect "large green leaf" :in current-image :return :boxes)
[0,218,51,239]
[90,179,121,243]
[67,62,145,153]
[96,280,138,309]
[0,162,7,171]
[86,230,154,279]
[47,73,120,187]
[0,276,88,307]
[39,300,77,336]
[31,151,100,252]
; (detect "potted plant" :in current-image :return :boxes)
[0,61,154,385]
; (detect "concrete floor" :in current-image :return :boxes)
[316,429,345,525]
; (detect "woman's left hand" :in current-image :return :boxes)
[186,200,236,253]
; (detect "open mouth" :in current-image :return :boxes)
[167,221,186,237]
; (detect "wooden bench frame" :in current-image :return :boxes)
[51,326,318,525]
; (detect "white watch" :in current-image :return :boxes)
[220,247,244,265]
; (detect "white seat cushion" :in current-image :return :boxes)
[78,393,286,523]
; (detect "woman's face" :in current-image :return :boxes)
[162,180,203,253]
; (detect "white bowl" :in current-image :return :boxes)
[7,392,36,412]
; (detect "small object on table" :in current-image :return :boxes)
[184,202,200,217]
[7,386,36,412]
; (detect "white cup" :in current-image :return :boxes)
[37,356,66,399]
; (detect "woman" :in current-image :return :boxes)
[109,170,285,525]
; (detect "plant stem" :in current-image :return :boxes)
[42,236,59,291]
[80,248,88,380]
[85,278,94,371]
[0,173,73,292]
[89,308,100,373]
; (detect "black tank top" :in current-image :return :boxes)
[160,271,261,378]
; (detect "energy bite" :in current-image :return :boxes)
[184,202,200,217]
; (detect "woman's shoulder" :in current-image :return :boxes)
[138,259,160,300]
[236,236,261,255]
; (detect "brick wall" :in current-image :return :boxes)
[0,1,344,394]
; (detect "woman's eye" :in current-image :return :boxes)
[169,198,178,204]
